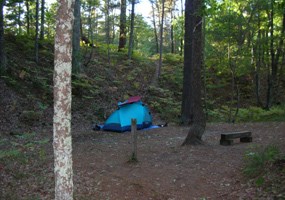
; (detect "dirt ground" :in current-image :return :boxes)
[71,122,285,200]
[1,121,284,200]
[1,79,285,199]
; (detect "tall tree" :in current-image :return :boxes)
[53,0,75,199]
[35,0,39,63]
[25,0,30,35]
[72,0,81,74]
[128,0,135,59]
[40,0,45,40]
[118,0,126,51]
[0,0,6,73]
[156,0,165,79]
[150,0,159,53]
[181,0,205,145]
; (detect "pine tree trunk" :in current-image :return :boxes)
[35,0,39,63]
[151,2,159,54]
[25,0,30,35]
[53,0,75,199]
[0,0,6,73]
[181,0,205,145]
[118,0,126,51]
[170,4,175,54]
[40,0,45,40]
[72,0,81,74]
[156,0,165,79]
[128,0,135,59]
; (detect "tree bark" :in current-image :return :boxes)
[118,0,126,51]
[40,0,45,40]
[181,0,206,145]
[53,0,75,199]
[156,0,165,79]
[0,0,6,73]
[170,6,175,54]
[72,0,81,74]
[150,1,159,54]
[128,0,135,59]
[35,0,39,63]
[25,0,30,35]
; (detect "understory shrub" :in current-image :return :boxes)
[243,144,282,178]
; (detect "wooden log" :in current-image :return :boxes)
[131,118,138,161]
[220,139,233,146]
[240,137,252,143]
[221,131,252,140]
[220,131,252,146]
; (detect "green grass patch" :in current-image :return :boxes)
[243,144,281,178]
[207,105,285,122]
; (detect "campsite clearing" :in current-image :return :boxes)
[1,122,284,199]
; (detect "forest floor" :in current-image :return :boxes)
[1,80,285,200]
[1,121,285,199]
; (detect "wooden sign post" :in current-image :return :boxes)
[131,118,138,162]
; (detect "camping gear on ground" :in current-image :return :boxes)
[101,96,153,132]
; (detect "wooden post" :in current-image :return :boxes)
[131,118,138,162]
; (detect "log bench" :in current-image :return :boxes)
[220,131,252,146]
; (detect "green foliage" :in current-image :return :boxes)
[0,149,21,159]
[207,105,285,123]
[19,110,42,125]
[148,86,181,123]
[0,132,50,163]
[243,144,281,178]
[163,53,183,65]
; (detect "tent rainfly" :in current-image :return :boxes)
[102,96,152,132]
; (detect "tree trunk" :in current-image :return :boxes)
[40,0,45,40]
[118,0,126,51]
[0,0,6,73]
[25,0,30,35]
[180,0,184,56]
[72,0,81,74]
[151,1,159,54]
[17,3,22,35]
[271,2,285,105]
[53,0,75,199]
[156,0,165,79]
[254,13,263,107]
[35,0,39,63]
[266,0,274,109]
[105,0,111,64]
[170,2,175,54]
[128,0,135,59]
[181,0,205,145]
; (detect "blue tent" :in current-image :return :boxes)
[102,96,152,132]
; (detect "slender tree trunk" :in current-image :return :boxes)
[271,3,285,105]
[180,0,184,56]
[0,0,6,73]
[118,0,126,51]
[128,0,135,59]
[25,0,30,35]
[112,13,115,43]
[170,4,175,54]
[72,0,81,74]
[156,0,165,79]
[35,0,39,63]
[254,14,262,107]
[151,1,159,53]
[105,0,111,64]
[40,0,45,40]
[181,0,205,145]
[53,0,75,199]
[266,0,275,109]
[17,3,22,35]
